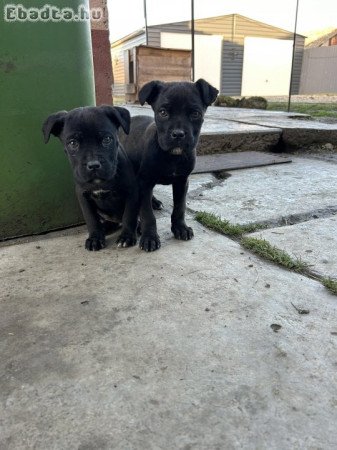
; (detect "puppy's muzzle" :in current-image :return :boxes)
[169,129,187,155]
[86,160,102,171]
[170,129,186,140]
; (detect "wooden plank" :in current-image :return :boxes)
[137,45,191,57]
[136,45,192,90]
[139,65,191,77]
[139,67,191,78]
[193,152,292,174]
[138,55,191,67]
[125,83,136,94]
[123,49,130,83]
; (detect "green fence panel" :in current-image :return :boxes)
[0,1,95,239]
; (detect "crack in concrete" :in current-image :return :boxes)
[188,177,225,199]
[193,210,337,294]
[238,206,337,231]
[290,152,337,164]
[187,176,337,232]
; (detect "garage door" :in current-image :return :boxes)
[241,37,293,96]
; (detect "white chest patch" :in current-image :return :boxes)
[92,189,110,195]
[171,147,183,155]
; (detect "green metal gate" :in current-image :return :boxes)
[0,1,95,239]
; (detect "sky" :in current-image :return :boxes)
[108,0,337,42]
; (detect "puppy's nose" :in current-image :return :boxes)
[171,129,186,140]
[87,160,101,171]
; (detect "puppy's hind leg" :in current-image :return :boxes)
[139,184,161,252]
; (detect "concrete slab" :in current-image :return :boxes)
[125,105,307,121]
[153,173,217,212]
[123,105,337,152]
[1,217,337,449]
[197,127,280,154]
[124,105,281,154]
[193,152,291,173]
[206,106,309,120]
[298,152,337,164]
[186,157,337,226]
[250,120,337,149]
[205,107,337,148]
[249,216,337,279]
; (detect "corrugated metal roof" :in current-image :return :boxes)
[306,29,337,48]
[111,13,305,46]
[111,28,145,48]
[155,13,306,37]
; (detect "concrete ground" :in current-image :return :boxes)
[1,107,337,449]
[125,104,337,153]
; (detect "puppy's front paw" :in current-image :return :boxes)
[85,232,106,251]
[139,233,161,252]
[116,231,137,248]
[171,223,194,241]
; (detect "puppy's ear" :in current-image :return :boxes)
[138,80,164,106]
[42,111,68,144]
[195,79,219,107]
[100,105,131,135]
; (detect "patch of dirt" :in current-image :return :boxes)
[270,324,282,333]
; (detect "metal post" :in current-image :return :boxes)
[288,0,300,112]
[191,0,195,81]
[144,0,148,45]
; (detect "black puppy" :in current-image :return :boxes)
[119,79,218,252]
[42,106,138,251]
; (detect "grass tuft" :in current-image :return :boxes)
[195,211,337,296]
[321,278,337,296]
[195,211,264,237]
[267,102,337,118]
[241,236,309,273]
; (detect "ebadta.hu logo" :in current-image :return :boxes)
[3,3,103,22]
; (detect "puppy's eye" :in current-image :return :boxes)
[102,136,113,146]
[191,111,201,120]
[158,108,169,118]
[67,139,79,151]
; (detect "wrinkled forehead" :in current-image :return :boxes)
[63,108,117,136]
[156,83,204,111]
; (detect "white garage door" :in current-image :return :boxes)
[160,32,222,91]
[241,37,293,96]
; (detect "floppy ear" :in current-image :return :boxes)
[195,79,219,107]
[99,105,131,135]
[138,80,164,106]
[42,111,68,143]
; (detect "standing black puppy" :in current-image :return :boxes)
[42,106,138,251]
[119,79,218,252]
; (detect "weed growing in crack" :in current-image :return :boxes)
[321,278,337,296]
[195,211,337,296]
[195,211,265,237]
[241,237,309,272]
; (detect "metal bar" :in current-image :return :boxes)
[191,0,195,81]
[288,0,300,112]
[143,0,148,45]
